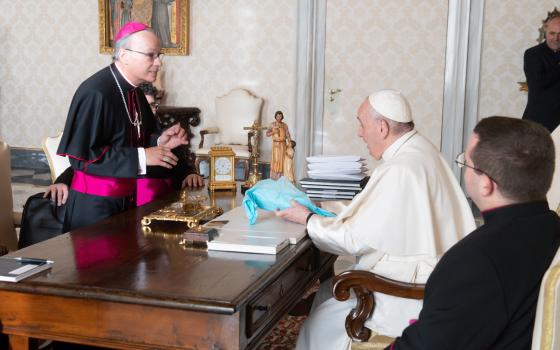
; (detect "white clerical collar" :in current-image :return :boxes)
[113,62,137,88]
[382,129,417,161]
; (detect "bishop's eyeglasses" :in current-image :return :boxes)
[125,48,164,62]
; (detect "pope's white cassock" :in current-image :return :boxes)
[295,129,476,350]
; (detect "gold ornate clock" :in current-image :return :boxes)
[208,146,236,192]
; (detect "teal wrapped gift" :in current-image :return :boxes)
[243,177,336,225]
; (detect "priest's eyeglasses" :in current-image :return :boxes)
[149,102,159,110]
[125,48,164,62]
[455,152,497,183]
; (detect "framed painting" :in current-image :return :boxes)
[99,0,189,55]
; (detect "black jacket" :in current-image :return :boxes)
[390,201,560,349]
[522,42,560,132]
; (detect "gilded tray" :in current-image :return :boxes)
[141,195,223,229]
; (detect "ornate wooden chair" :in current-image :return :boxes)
[0,140,20,254]
[531,247,560,350]
[332,270,425,349]
[42,132,70,183]
[195,88,264,180]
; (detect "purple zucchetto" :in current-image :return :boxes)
[115,22,149,43]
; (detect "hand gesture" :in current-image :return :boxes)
[158,124,189,150]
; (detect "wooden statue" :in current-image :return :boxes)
[283,141,296,183]
[266,111,292,180]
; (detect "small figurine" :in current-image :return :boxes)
[266,111,292,180]
[283,141,296,183]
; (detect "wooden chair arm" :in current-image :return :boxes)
[199,127,220,149]
[333,270,425,342]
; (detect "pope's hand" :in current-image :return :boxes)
[145,146,178,169]
[274,200,310,225]
[43,183,69,206]
[158,124,189,149]
[182,174,205,188]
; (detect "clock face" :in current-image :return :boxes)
[214,156,232,180]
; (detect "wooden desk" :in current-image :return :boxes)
[0,189,335,350]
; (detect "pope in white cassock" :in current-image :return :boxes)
[275,90,476,350]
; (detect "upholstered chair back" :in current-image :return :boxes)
[0,140,18,251]
[532,247,560,350]
[547,127,560,210]
[214,88,263,146]
[42,132,70,183]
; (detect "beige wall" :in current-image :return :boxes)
[322,0,448,166]
[2,0,555,160]
[0,0,297,159]
[478,1,559,121]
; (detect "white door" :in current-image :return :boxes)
[322,0,450,169]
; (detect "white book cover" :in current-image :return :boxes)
[305,189,359,195]
[308,168,365,175]
[208,231,289,255]
[299,178,362,187]
[0,257,54,282]
[308,193,355,199]
[206,206,307,245]
[301,184,361,191]
[308,173,367,181]
[306,155,363,163]
[308,162,365,170]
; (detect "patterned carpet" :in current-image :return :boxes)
[257,315,307,349]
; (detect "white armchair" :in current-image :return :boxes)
[42,132,70,183]
[532,247,560,350]
[195,88,264,179]
[0,140,20,253]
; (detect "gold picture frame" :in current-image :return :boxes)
[98,0,189,55]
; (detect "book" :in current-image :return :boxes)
[207,206,307,245]
[308,193,355,200]
[308,173,367,181]
[299,178,362,187]
[306,155,363,163]
[305,189,360,195]
[308,162,365,170]
[208,231,289,255]
[0,257,54,282]
[308,168,365,175]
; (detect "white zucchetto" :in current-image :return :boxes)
[368,90,413,123]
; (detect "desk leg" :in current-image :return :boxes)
[8,335,38,350]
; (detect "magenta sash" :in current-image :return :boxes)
[136,177,173,206]
[71,170,136,198]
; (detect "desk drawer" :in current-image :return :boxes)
[246,248,314,337]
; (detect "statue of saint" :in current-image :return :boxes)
[266,111,292,180]
[283,141,296,183]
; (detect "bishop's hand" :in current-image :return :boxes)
[158,124,189,150]
[145,146,178,169]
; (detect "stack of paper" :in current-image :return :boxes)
[302,155,368,200]
[306,155,368,181]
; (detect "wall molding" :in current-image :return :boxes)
[293,0,326,181]
[441,0,485,182]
